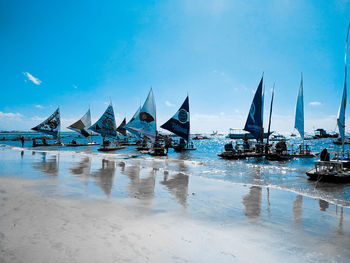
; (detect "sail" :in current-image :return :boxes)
[243,77,264,140]
[89,104,117,137]
[67,109,92,138]
[116,118,127,136]
[31,108,60,137]
[161,96,190,141]
[125,89,157,142]
[337,23,349,149]
[125,106,141,137]
[294,74,304,139]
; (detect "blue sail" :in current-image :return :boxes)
[161,96,190,141]
[116,118,127,136]
[31,108,60,137]
[243,77,263,140]
[89,104,117,137]
[294,74,304,139]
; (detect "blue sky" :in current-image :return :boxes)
[0,0,349,134]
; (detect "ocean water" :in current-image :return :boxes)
[1,132,350,208]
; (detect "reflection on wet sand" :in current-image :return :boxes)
[319,199,329,211]
[69,157,91,186]
[337,206,344,235]
[33,152,59,177]
[293,195,303,227]
[242,186,262,218]
[91,159,115,197]
[161,172,189,207]
[121,163,155,200]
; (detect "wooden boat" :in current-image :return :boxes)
[136,146,150,151]
[306,161,350,183]
[218,151,264,159]
[97,146,126,152]
[32,142,63,147]
[65,142,100,147]
[173,144,197,152]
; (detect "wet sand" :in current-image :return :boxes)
[0,147,349,262]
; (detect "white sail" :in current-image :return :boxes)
[67,109,92,138]
[294,74,304,139]
[126,89,157,142]
[89,104,117,138]
[337,23,349,151]
[125,106,141,137]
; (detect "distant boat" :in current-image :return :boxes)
[226,128,272,139]
[307,23,350,182]
[31,107,63,146]
[313,128,338,139]
[160,96,196,151]
[269,134,288,142]
[66,109,99,146]
[89,104,125,151]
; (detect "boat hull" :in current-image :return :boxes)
[218,151,264,159]
[306,168,350,183]
[97,146,126,152]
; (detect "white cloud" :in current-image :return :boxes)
[23,72,42,85]
[0,111,23,120]
[73,85,78,89]
[35,105,44,109]
[309,101,321,106]
[165,101,175,107]
[31,116,45,122]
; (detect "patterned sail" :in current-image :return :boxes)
[125,89,157,142]
[243,77,263,140]
[89,104,117,137]
[337,23,349,150]
[125,106,141,137]
[116,118,127,136]
[67,109,92,138]
[294,74,304,139]
[31,108,60,137]
[161,96,190,141]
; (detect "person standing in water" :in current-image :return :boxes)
[20,136,25,148]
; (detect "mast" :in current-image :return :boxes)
[266,84,275,147]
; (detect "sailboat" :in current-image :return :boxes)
[291,74,316,157]
[218,76,267,159]
[31,107,63,147]
[89,104,125,151]
[306,23,350,182]
[125,89,165,155]
[160,96,196,152]
[66,109,99,146]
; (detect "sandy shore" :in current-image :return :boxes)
[0,147,349,262]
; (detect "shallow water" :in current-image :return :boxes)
[2,132,350,207]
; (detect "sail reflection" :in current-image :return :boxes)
[293,195,303,227]
[91,159,116,197]
[161,172,189,207]
[122,163,155,200]
[69,157,91,186]
[33,152,59,177]
[319,199,329,211]
[242,186,262,218]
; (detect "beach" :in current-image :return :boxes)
[0,145,349,262]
